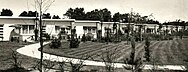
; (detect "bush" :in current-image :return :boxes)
[70,39,80,48]
[43,33,50,40]
[10,37,20,42]
[144,37,151,62]
[49,38,61,48]
[91,38,97,42]
[86,35,92,41]
[81,34,86,42]
[0,67,29,72]
[81,34,93,42]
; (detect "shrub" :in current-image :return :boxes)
[91,38,97,42]
[124,37,143,72]
[86,35,92,41]
[144,37,151,62]
[43,33,50,40]
[81,34,86,42]
[81,34,93,42]
[11,37,14,42]
[70,38,80,48]
[49,38,61,49]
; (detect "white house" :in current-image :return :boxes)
[0,16,75,41]
[75,20,100,39]
[0,16,36,41]
[1,16,172,42]
[145,24,159,34]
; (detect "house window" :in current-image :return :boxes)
[22,25,28,34]
[55,26,60,33]
[88,28,91,33]
[29,25,34,34]
[22,25,35,34]
[15,27,20,34]
[92,29,96,33]
[83,26,96,34]
[83,27,87,33]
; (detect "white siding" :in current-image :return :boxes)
[3,24,14,41]
[75,26,84,38]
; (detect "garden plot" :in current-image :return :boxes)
[43,39,188,66]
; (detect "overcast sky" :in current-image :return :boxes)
[0,0,187,23]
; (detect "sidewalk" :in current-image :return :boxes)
[17,42,187,71]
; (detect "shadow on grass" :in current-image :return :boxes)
[0,67,30,72]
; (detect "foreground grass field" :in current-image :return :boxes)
[43,38,188,66]
[0,41,38,71]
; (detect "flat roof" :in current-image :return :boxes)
[42,19,75,22]
[0,16,36,19]
[102,22,119,24]
[0,16,76,22]
[75,20,100,23]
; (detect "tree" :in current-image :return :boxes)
[42,13,51,19]
[64,8,86,20]
[64,8,112,21]
[123,37,143,72]
[19,11,28,16]
[112,12,128,22]
[19,11,38,17]
[70,28,80,48]
[85,9,100,20]
[52,15,60,19]
[0,9,13,16]
[68,55,91,72]
[98,48,119,72]
[34,0,55,72]
[100,8,112,22]
[28,11,38,17]
[85,8,112,21]
[144,37,151,62]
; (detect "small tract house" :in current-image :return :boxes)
[0,16,75,41]
[0,16,36,41]
[42,19,75,40]
[75,20,100,39]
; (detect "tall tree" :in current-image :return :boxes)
[34,0,55,72]
[0,9,13,16]
[101,8,112,22]
[64,8,85,20]
[19,11,28,16]
[113,12,128,22]
[42,13,51,19]
[52,15,60,19]
[85,8,112,21]
[19,11,38,17]
[85,9,100,20]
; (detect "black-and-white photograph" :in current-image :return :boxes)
[0,0,188,72]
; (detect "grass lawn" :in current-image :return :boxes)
[0,41,39,71]
[43,38,188,66]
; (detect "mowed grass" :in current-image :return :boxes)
[43,38,188,65]
[0,41,38,70]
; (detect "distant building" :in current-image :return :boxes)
[2,16,184,42]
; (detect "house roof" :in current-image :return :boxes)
[42,19,75,22]
[0,16,36,19]
[75,20,100,23]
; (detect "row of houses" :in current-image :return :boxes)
[0,16,186,41]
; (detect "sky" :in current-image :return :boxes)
[0,0,188,23]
